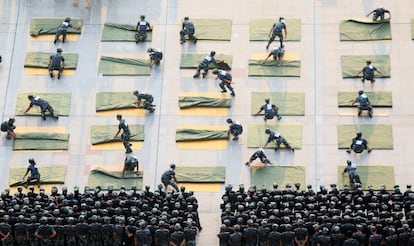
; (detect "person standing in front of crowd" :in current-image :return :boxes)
[113,114,133,154]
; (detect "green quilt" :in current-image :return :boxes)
[338,165,395,189]
[101,23,152,42]
[339,19,391,41]
[337,125,393,149]
[13,133,70,150]
[176,129,228,142]
[24,52,79,69]
[249,19,301,41]
[192,19,232,40]
[248,60,300,77]
[15,93,71,116]
[9,166,67,186]
[250,166,306,189]
[175,166,226,183]
[30,18,82,36]
[247,124,302,149]
[180,54,232,69]
[88,168,143,190]
[251,92,305,116]
[179,96,231,109]
[338,91,392,107]
[341,55,390,78]
[98,56,150,76]
[90,125,145,145]
[96,92,137,111]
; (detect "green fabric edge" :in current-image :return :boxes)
[337,165,394,189]
[24,52,79,69]
[90,125,145,145]
[87,168,143,190]
[341,55,391,78]
[98,56,150,76]
[250,166,306,189]
[339,19,391,41]
[180,54,233,69]
[30,18,83,36]
[15,92,71,116]
[337,125,393,149]
[101,23,152,42]
[9,166,67,186]
[249,19,301,41]
[248,60,300,77]
[175,166,226,183]
[251,92,305,116]
[13,133,70,150]
[247,124,302,149]
[338,91,392,107]
[192,19,232,41]
[175,129,228,142]
[96,92,137,111]
[178,96,232,109]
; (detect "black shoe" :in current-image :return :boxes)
[368,149,372,153]
[369,112,373,118]
[232,137,239,141]
[193,38,197,44]
[245,162,250,167]
[291,148,295,152]
[129,144,132,147]
[230,92,235,96]
[371,79,375,83]
[42,115,46,120]
[274,148,279,152]
[50,73,53,78]
[180,40,185,44]
[277,116,282,120]
[266,45,269,50]
[202,73,206,78]
[53,39,57,44]
[53,115,59,120]
[346,150,351,154]
[361,78,365,83]
[263,117,267,122]
[193,74,199,78]
[57,75,61,79]
[220,90,227,93]
[62,39,65,43]
[149,109,155,113]
[358,111,362,116]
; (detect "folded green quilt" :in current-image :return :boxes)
[9,166,66,186]
[180,54,232,69]
[98,56,150,76]
[338,91,392,107]
[250,166,306,189]
[179,96,231,109]
[337,165,394,189]
[24,52,79,69]
[247,124,302,149]
[339,19,391,41]
[337,125,393,149]
[192,19,232,40]
[30,18,82,36]
[14,133,70,150]
[175,166,226,183]
[176,129,228,142]
[248,60,300,77]
[341,55,390,78]
[96,92,137,111]
[88,168,143,190]
[101,23,152,42]
[251,92,305,116]
[90,125,145,145]
[249,19,301,41]
[15,93,71,116]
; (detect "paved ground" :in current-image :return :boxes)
[1,0,414,244]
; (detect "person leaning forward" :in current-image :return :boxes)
[263,128,294,152]
[22,159,41,188]
[346,131,372,154]
[180,17,197,44]
[193,51,223,78]
[24,95,59,120]
[54,17,81,44]
[161,164,179,192]
[1,118,16,139]
[49,48,65,79]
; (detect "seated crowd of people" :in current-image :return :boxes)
[0,184,201,245]
[218,183,414,246]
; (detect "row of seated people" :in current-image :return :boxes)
[218,183,414,246]
[0,184,201,246]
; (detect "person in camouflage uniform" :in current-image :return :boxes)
[35,217,56,246]
[88,215,103,246]
[0,215,15,246]
[76,215,89,246]
[14,215,28,246]
[27,215,40,246]
[102,216,114,246]
[65,217,78,246]
[53,218,66,246]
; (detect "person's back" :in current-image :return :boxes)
[32,96,48,108]
[369,234,383,246]
[50,53,64,68]
[243,226,258,246]
[154,227,169,246]
[184,20,195,34]
[344,238,359,246]
[263,103,276,119]
[273,21,285,34]
[363,64,375,79]
[281,230,295,246]
[268,230,282,246]
[229,231,242,246]
[352,137,367,153]
[357,94,370,108]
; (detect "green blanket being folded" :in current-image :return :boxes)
[101,23,152,42]
[180,54,232,69]
[341,55,390,78]
[90,125,145,145]
[337,165,395,189]
[247,124,302,149]
[98,56,150,76]
[337,125,393,149]
[96,92,137,111]
[179,96,231,109]
[30,18,82,36]
[15,93,71,116]
[176,129,228,142]
[251,92,305,116]
[88,168,143,190]
[339,19,391,41]
[13,133,70,150]
[338,91,392,107]
[248,60,300,77]
[175,166,226,183]
[192,19,232,41]
[9,166,67,186]
[250,166,306,189]
[24,52,79,69]
[249,19,301,41]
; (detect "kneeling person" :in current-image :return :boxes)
[226,118,243,141]
[123,155,139,178]
[212,69,235,96]
[133,90,155,113]
[245,148,272,167]
[49,48,65,79]
[347,131,372,154]
[147,48,163,67]
[352,90,373,118]
[1,118,16,139]
[255,98,282,121]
